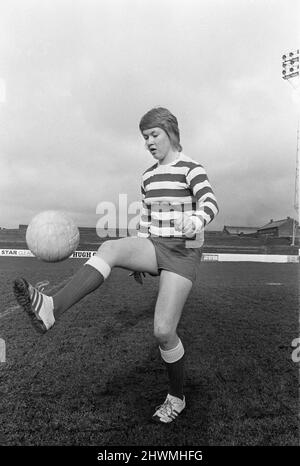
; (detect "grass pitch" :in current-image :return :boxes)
[0,258,298,446]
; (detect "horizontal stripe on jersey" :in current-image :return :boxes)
[138,153,219,241]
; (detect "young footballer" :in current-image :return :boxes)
[13,107,219,423]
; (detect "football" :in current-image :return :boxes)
[26,210,80,262]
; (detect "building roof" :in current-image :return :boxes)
[258,217,297,231]
[223,226,259,234]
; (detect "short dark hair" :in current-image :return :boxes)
[139,107,182,152]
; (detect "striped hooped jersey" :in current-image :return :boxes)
[137,153,219,245]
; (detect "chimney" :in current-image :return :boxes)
[270,219,273,223]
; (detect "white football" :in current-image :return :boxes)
[26,210,80,262]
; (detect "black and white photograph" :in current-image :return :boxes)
[0,0,299,456]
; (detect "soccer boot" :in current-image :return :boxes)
[152,394,186,423]
[13,278,55,333]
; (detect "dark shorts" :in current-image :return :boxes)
[148,236,202,284]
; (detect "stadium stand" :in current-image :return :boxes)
[0,225,298,255]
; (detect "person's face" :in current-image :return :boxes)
[142,127,172,162]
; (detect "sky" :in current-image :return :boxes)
[0,0,299,231]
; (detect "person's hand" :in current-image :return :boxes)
[128,271,146,285]
[174,213,202,238]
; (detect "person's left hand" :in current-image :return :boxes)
[128,271,146,285]
[174,213,197,238]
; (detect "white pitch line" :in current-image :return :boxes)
[0,304,21,319]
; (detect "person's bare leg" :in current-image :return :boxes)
[152,270,192,423]
[13,237,158,333]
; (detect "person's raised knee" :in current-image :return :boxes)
[97,239,114,253]
[95,239,120,267]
